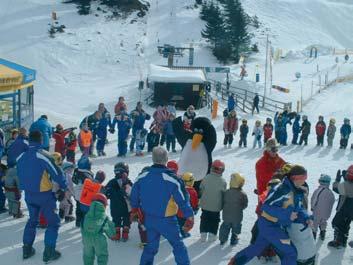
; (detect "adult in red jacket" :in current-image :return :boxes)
[255,138,285,196]
[52,124,76,159]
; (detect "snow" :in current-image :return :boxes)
[1,0,353,264]
[148,64,207,83]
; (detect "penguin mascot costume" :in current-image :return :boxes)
[173,116,217,194]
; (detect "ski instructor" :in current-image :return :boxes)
[17,130,67,263]
[130,146,194,265]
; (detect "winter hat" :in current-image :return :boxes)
[319,174,331,186]
[167,160,179,174]
[78,156,92,170]
[288,165,307,182]
[329,118,336,124]
[62,162,75,172]
[345,165,353,181]
[211,160,225,174]
[230,173,245,188]
[265,138,279,152]
[182,172,195,187]
[95,170,106,184]
[91,193,108,208]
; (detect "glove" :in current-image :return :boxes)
[253,189,258,195]
[342,170,347,180]
[56,189,65,202]
[182,217,194,233]
[335,170,342,182]
[109,128,115,134]
[130,208,139,223]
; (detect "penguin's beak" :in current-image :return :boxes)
[192,133,203,150]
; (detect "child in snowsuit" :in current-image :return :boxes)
[223,110,238,147]
[292,114,301,145]
[135,128,148,156]
[78,125,93,157]
[299,115,311,146]
[311,174,335,240]
[229,165,311,265]
[111,111,132,157]
[327,118,336,147]
[239,119,249,147]
[53,124,76,160]
[315,116,326,146]
[178,172,199,238]
[199,160,227,242]
[252,120,263,148]
[328,166,353,248]
[81,193,116,265]
[72,156,94,227]
[339,118,351,149]
[105,162,132,242]
[66,130,77,163]
[59,162,76,223]
[263,118,273,144]
[4,166,23,218]
[146,125,160,152]
[163,113,176,152]
[219,173,248,246]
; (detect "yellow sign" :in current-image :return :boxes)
[0,65,23,86]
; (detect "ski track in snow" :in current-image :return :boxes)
[1,0,353,264]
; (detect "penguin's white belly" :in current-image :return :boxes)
[178,139,209,181]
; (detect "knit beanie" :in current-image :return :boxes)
[319,174,331,186]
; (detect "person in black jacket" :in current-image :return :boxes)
[299,115,311,146]
[239,119,249,147]
[105,162,133,242]
[147,125,160,152]
[252,94,260,115]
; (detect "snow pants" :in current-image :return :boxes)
[200,210,220,235]
[5,190,21,215]
[0,181,5,210]
[340,138,349,149]
[317,135,324,146]
[112,214,130,228]
[224,134,234,146]
[253,137,262,148]
[23,192,60,247]
[96,133,107,153]
[66,150,75,163]
[250,220,276,258]
[233,217,297,265]
[82,233,109,265]
[299,134,309,146]
[219,221,242,243]
[292,133,299,145]
[252,105,259,115]
[136,137,146,154]
[239,135,247,147]
[312,215,328,233]
[59,195,73,218]
[140,215,190,265]
[129,128,137,152]
[327,136,334,147]
[75,200,85,227]
[118,137,128,156]
[166,135,176,152]
[332,207,352,245]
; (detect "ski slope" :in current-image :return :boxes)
[1,0,353,264]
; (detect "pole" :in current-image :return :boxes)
[264,35,269,98]
[269,43,273,94]
[300,83,303,112]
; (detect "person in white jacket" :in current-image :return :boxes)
[252,120,263,148]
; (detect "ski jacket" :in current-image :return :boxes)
[333,180,353,213]
[153,107,169,132]
[17,142,66,193]
[252,126,263,138]
[80,114,100,133]
[253,95,259,106]
[163,120,175,136]
[261,178,310,227]
[72,168,94,200]
[228,96,236,111]
[255,151,286,195]
[315,121,326,136]
[53,128,74,155]
[105,177,133,219]
[199,172,227,212]
[130,165,193,218]
[177,186,198,218]
[96,109,112,138]
[263,124,273,139]
[222,188,248,224]
[292,117,301,134]
[340,124,351,139]
[146,131,160,147]
[78,130,93,148]
[29,117,53,149]
[6,135,29,167]
[130,109,151,131]
[239,124,249,137]
[327,124,336,138]
[223,116,238,134]
[300,120,311,135]
[114,101,127,115]
[112,113,132,139]
[310,185,335,221]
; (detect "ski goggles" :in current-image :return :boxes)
[290,174,307,181]
[269,147,278,153]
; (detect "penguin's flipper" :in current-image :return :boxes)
[172,116,190,148]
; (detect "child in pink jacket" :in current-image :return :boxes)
[311,174,335,240]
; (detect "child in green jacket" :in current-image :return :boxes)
[81,193,116,265]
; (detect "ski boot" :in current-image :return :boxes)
[111,227,121,241]
[208,233,217,242]
[200,233,207,242]
[59,208,64,220]
[230,234,239,246]
[23,244,35,259]
[0,207,8,214]
[319,230,326,241]
[312,231,317,240]
[14,212,24,219]
[43,246,61,263]
[65,215,75,223]
[122,227,129,242]
[327,240,346,249]
[349,241,353,248]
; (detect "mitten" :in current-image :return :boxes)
[182,217,194,233]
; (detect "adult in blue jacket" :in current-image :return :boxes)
[96,103,112,156]
[17,131,67,262]
[6,127,29,167]
[111,111,132,156]
[129,102,151,152]
[339,118,351,149]
[291,115,301,145]
[29,115,53,151]
[130,147,194,265]
[228,94,236,112]
[228,165,311,265]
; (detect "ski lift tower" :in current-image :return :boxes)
[158,44,195,67]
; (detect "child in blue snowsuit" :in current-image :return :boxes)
[96,107,112,156]
[112,111,132,157]
[129,102,151,152]
[292,115,301,145]
[339,118,351,149]
[229,165,311,265]
[163,113,176,152]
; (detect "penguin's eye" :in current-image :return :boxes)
[194,128,203,134]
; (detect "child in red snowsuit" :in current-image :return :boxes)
[66,131,77,164]
[178,172,198,238]
[263,118,274,144]
[53,124,76,160]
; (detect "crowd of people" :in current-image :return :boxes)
[0,96,353,265]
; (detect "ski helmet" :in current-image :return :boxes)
[345,165,353,181]
[91,193,108,208]
[319,174,331,186]
[329,118,336,124]
[266,117,272,123]
[182,172,195,187]
[230,173,245,189]
[52,152,63,166]
[167,160,179,173]
[56,124,64,131]
[78,156,92,170]
[95,170,106,183]
[114,162,129,176]
[211,160,225,174]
